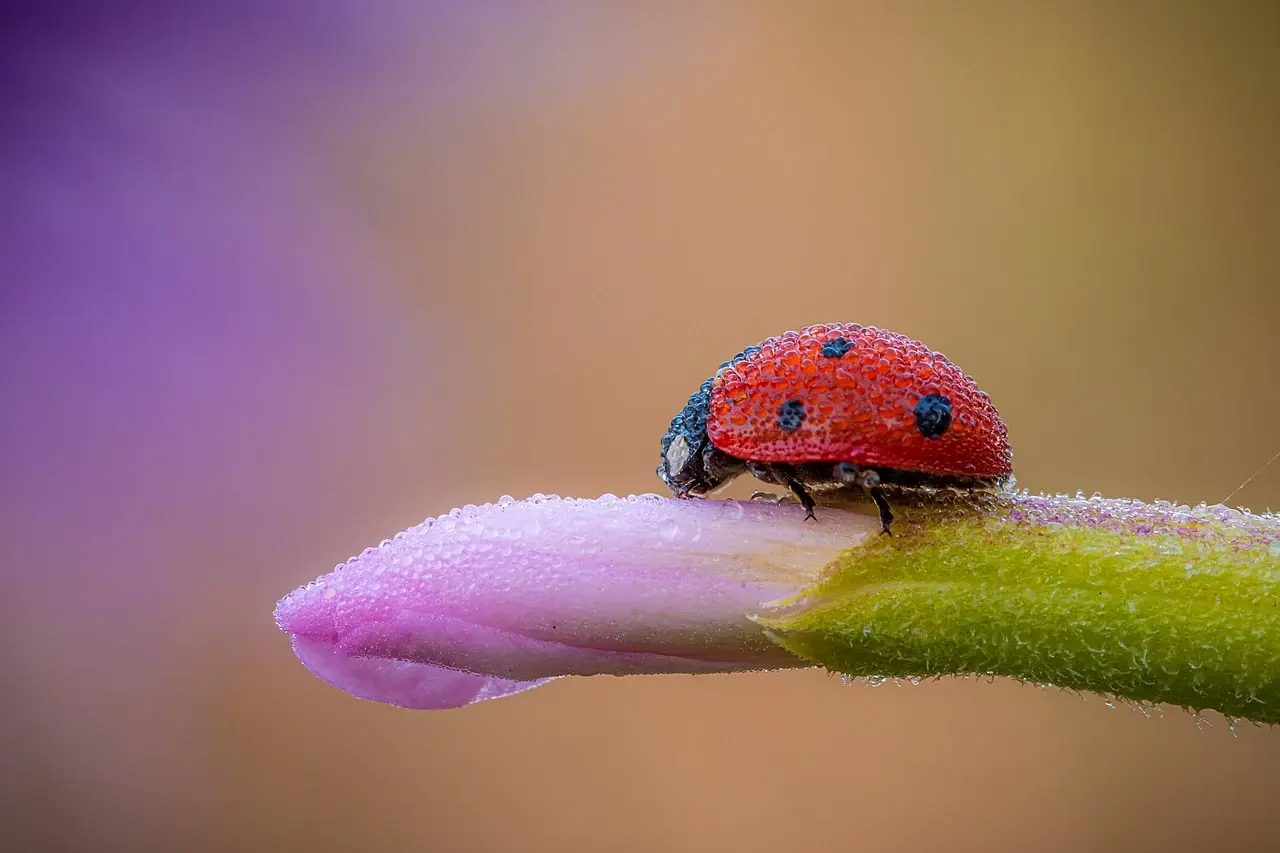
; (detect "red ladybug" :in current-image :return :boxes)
[658,323,1012,533]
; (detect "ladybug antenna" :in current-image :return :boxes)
[1220,446,1280,508]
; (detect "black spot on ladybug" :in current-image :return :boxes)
[820,337,853,358]
[914,394,952,439]
[778,398,805,432]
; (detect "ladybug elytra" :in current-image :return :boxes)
[657,323,1012,533]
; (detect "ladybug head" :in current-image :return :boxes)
[658,380,746,496]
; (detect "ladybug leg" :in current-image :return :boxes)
[784,476,817,522]
[836,463,893,535]
[754,463,816,521]
[870,487,894,536]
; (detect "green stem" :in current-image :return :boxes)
[755,492,1280,723]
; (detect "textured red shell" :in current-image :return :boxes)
[706,323,1011,479]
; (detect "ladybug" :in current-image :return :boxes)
[657,323,1012,533]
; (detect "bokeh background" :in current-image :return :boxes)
[5,2,1280,851]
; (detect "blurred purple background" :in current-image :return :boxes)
[4,3,1280,851]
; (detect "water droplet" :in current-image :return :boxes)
[657,520,679,542]
[865,675,888,687]
[721,501,745,522]
[323,587,337,599]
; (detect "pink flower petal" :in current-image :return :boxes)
[291,636,554,711]
[276,493,875,707]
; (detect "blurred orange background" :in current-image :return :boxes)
[5,3,1280,851]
